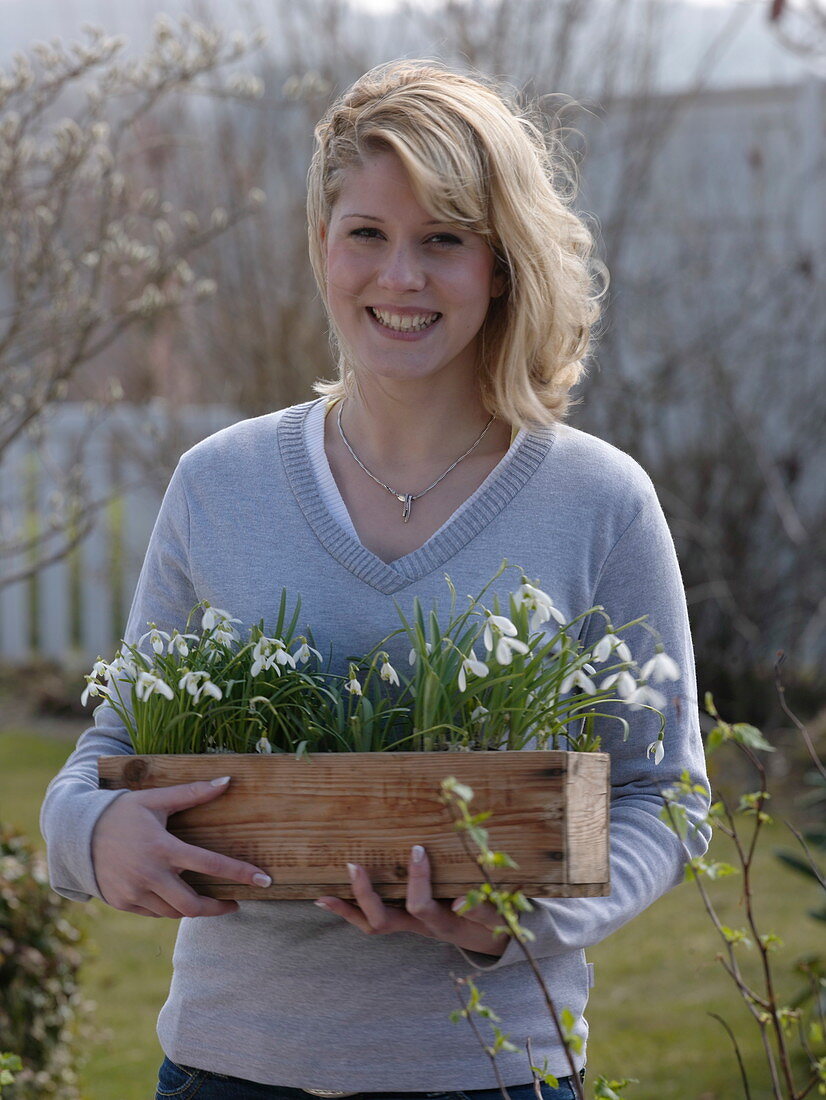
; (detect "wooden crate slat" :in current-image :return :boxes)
[99,751,610,901]
[565,752,611,885]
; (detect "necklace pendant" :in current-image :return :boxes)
[396,494,406,502]
[401,493,413,523]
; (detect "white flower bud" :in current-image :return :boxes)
[153,15,175,40]
[153,219,174,244]
[227,73,264,98]
[175,259,194,283]
[194,278,217,298]
[32,43,61,68]
[138,188,159,212]
[1,111,21,139]
[17,137,35,165]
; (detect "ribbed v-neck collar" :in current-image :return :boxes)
[278,399,555,594]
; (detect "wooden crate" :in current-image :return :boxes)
[98,750,610,901]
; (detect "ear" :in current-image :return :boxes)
[490,265,507,299]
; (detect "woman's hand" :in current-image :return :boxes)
[91,777,273,919]
[315,844,510,957]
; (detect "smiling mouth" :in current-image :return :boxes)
[367,307,442,333]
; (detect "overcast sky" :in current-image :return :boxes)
[0,0,816,91]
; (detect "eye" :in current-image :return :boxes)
[428,233,462,246]
[350,226,383,240]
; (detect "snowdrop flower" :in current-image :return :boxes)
[138,627,171,655]
[201,606,242,632]
[89,658,109,678]
[251,637,295,677]
[408,642,432,666]
[626,684,667,711]
[494,635,530,667]
[81,657,111,702]
[345,664,362,696]
[199,678,223,701]
[200,640,223,663]
[294,638,321,665]
[516,581,567,633]
[135,671,175,702]
[458,649,489,692]
[251,637,279,677]
[379,655,400,687]
[640,651,681,683]
[167,631,198,658]
[483,612,518,653]
[483,612,529,663]
[560,668,597,695]
[103,654,138,686]
[274,642,296,669]
[81,675,110,706]
[255,736,273,754]
[647,739,665,765]
[592,632,632,664]
[178,669,223,702]
[600,670,638,699]
[470,705,489,724]
[211,623,241,647]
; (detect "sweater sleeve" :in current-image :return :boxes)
[39,462,197,902]
[459,489,711,971]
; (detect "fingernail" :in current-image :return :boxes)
[314,899,331,910]
[210,775,231,787]
[451,896,466,912]
[252,872,272,888]
[346,862,359,882]
[411,844,425,864]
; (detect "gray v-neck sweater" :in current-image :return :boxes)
[41,399,710,1091]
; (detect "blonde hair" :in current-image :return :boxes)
[307,59,608,428]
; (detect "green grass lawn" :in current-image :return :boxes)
[1,726,820,1100]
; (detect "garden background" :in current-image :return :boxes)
[0,0,823,1096]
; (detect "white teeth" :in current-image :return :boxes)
[369,307,440,332]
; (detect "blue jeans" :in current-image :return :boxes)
[154,1058,583,1100]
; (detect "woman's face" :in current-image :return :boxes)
[322,150,503,390]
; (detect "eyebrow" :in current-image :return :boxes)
[340,214,447,226]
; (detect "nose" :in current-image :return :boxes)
[375,243,426,293]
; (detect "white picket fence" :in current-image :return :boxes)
[0,403,240,663]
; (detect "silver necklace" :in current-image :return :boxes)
[336,401,496,523]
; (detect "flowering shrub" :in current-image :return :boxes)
[81,564,679,758]
[660,693,826,1099]
[0,828,92,1099]
[0,1056,22,1099]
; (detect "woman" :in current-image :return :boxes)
[41,60,710,1099]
